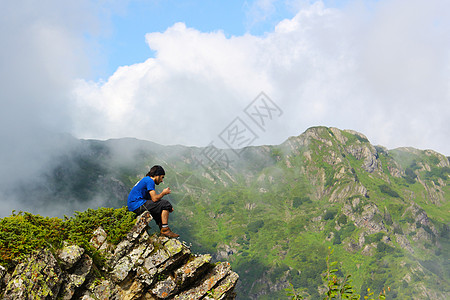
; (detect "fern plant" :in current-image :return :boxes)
[286,247,388,300]
[322,248,360,300]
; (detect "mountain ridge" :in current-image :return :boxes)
[1,126,448,299]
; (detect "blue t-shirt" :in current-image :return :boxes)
[127,177,155,212]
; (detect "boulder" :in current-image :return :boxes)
[3,249,62,300]
[58,243,85,270]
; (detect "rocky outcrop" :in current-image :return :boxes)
[2,248,63,299]
[0,211,239,299]
[342,131,380,173]
[328,181,368,203]
[394,234,414,254]
[342,202,386,234]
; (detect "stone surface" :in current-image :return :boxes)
[0,211,238,299]
[59,254,92,300]
[204,271,239,300]
[3,248,62,300]
[58,243,85,270]
[174,262,235,300]
[0,265,8,291]
[174,254,212,287]
[89,227,107,250]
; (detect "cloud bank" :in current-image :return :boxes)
[73,0,450,154]
[0,0,122,216]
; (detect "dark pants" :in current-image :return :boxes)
[133,199,173,227]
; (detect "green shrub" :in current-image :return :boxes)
[286,248,389,300]
[333,232,342,245]
[293,197,312,208]
[354,134,369,143]
[383,211,393,226]
[379,185,400,198]
[324,210,337,221]
[247,220,264,233]
[337,214,348,225]
[425,166,450,181]
[403,168,417,184]
[340,222,356,240]
[0,212,65,268]
[393,225,403,234]
[0,207,135,269]
[376,242,395,254]
[366,232,385,244]
[422,225,434,236]
[67,207,135,244]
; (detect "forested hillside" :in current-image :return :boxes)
[2,126,449,299]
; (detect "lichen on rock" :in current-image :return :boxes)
[0,211,239,299]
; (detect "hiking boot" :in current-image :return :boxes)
[160,227,179,238]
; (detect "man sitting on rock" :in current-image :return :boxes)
[127,165,179,238]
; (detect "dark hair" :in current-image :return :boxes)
[146,165,165,177]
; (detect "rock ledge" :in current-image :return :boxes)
[0,211,238,300]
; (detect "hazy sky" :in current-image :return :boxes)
[0,0,449,213]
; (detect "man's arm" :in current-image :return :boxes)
[149,187,171,202]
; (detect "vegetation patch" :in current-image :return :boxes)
[425,166,450,182]
[365,232,384,244]
[247,220,264,233]
[378,184,401,198]
[323,209,337,220]
[0,207,135,269]
[292,196,312,208]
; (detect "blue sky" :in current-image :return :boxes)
[95,1,283,78]
[94,0,352,79]
[98,1,253,78]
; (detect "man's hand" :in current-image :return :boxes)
[149,187,171,202]
[163,187,171,195]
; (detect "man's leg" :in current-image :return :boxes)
[160,209,179,238]
[161,209,169,224]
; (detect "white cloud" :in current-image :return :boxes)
[73,0,450,155]
[73,22,271,146]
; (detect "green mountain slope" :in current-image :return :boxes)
[164,127,449,299]
[4,127,449,299]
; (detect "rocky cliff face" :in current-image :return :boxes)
[0,211,239,299]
